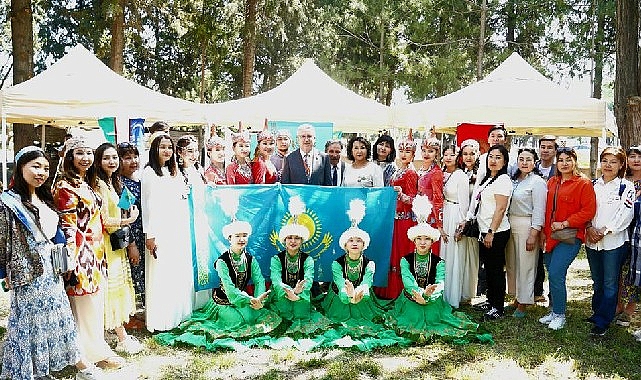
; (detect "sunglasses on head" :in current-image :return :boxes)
[117,142,135,149]
[557,147,574,153]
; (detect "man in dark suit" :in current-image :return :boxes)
[325,139,345,186]
[533,135,558,303]
[281,124,332,186]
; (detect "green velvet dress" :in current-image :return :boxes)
[268,251,330,335]
[385,253,492,344]
[155,250,282,350]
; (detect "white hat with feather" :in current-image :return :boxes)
[407,195,440,241]
[338,199,370,250]
[278,196,311,243]
[220,190,252,239]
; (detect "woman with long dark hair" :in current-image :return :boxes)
[53,137,125,371]
[0,146,101,379]
[88,142,142,353]
[461,145,512,320]
[251,129,278,184]
[142,132,193,331]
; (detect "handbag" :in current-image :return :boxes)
[50,243,73,275]
[461,219,480,238]
[550,228,578,244]
[549,181,578,244]
[109,225,131,250]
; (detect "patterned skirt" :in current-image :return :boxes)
[1,250,80,379]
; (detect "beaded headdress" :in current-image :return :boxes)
[338,199,370,250]
[460,139,480,152]
[64,136,92,154]
[397,128,417,151]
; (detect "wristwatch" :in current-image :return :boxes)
[487,228,494,234]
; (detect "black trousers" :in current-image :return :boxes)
[478,230,511,313]
[534,248,545,297]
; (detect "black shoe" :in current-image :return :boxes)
[473,301,491,311]
[484,307,503,321]
[590,325,607,336]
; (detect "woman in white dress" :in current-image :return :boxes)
[342,136,384,188]
[142,132,194,332]
[176,135,212,311]
[441,145,471,308]
[456,139,481,304]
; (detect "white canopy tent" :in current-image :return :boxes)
[0,44,209,188]
[0,44,207,127]
[393,52,614,137]
[204,59,393,132]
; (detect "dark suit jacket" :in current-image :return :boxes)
[281,148,332,185]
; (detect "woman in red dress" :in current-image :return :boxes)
[251,129,278,184]
[417,137,445,256]
[374,134,419,299]
[226,131,253,185]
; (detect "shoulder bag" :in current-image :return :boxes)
[549,180,578,244]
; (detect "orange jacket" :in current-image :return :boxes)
[543,175,596,252]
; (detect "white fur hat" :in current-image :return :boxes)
[407,195,440,241]
[278,196,311,243]
[338,199,370,250]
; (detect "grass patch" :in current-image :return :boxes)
[322,357,382,380]
[297,357,329,369]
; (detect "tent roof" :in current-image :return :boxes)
[393,52,612,137]
[205,59,392,132]
[0,44,206,127]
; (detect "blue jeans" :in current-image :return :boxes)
[586,244,627,329]
[544,238,582,315]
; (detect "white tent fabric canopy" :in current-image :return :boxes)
[204,59,393,132]
[0,44,206,127]
[393,52,613,137]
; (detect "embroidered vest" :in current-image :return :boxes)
[212,251,254,305]
[278,251,308,288]
[403,252,440,302]
[331,254,370,294]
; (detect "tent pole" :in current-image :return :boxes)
[41,124,45,149]
[1,114,7,190]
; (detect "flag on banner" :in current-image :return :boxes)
[98,117,116,144]
[191,184,396,290]
[117,186,137,210]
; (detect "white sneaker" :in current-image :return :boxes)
[539,312,555,325]
[76,365,104,380]
[632,329,641,341]
[115,335,144,354]
[548,315,566,330]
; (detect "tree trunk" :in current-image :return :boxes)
[614,0,640,147]
[109,0,126,74]
[11,0,36,152]
[242,0,258,98]
[505,0,516,51]
[590,0,606,177]
[477,0,487,80]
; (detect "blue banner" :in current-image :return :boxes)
[191,184,395,290]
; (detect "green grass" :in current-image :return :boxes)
[3,257,641,379]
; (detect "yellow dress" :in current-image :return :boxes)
[97,179,136,329]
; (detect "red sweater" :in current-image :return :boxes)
[543,175,596,252]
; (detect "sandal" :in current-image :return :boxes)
[96,356,125,370]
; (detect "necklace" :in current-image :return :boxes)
[286,252,300,274]
[345,255,363,282]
